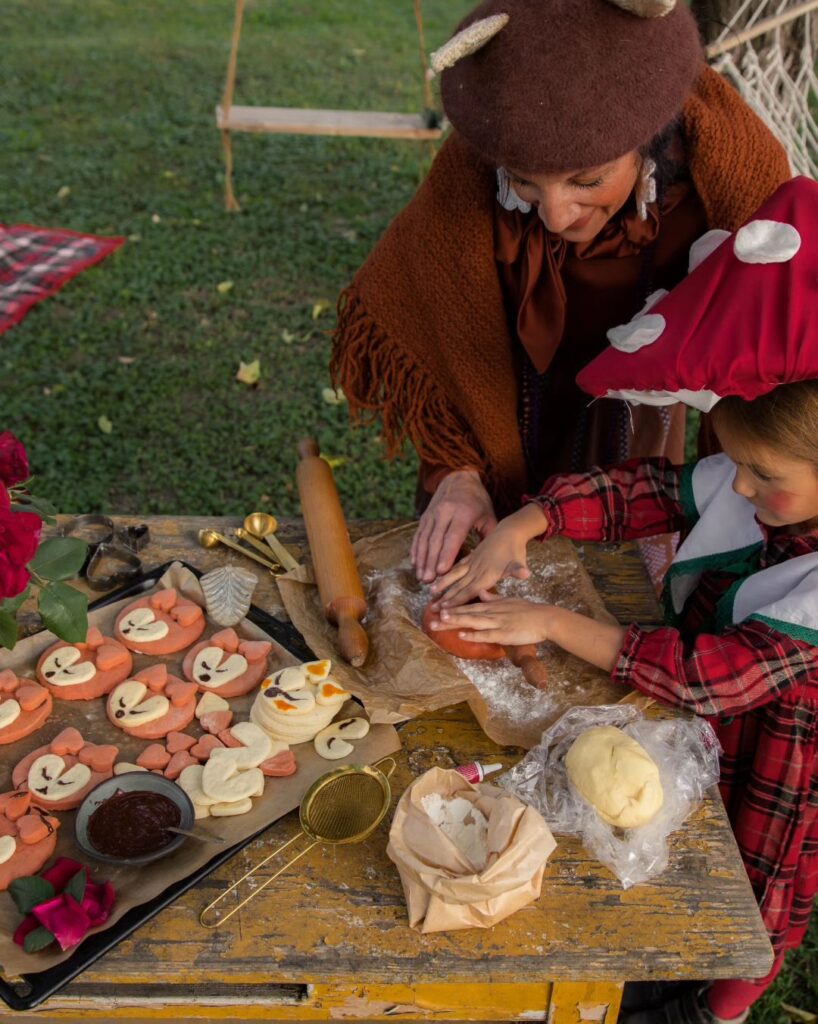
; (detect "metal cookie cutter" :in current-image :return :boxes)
[57,515,151,591]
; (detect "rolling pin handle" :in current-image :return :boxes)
[297,438,321,460]
[517,654,548,690]
[336,606,370,668]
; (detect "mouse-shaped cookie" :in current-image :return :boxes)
[106,664,198,740]
[12,727,119,811]
[182,628,272,698]
[36,627,133,700]
[0,669,53,745]
[114,588,205,655]
[0,791,60,891]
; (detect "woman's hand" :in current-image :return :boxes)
[430,503,547,607]
[411,470,497,583]
[432,593,553,647]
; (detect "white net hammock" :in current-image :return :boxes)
[706,0,818,178]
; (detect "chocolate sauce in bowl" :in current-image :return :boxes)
[87,790,181,858]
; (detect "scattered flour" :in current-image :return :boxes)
[421,792,489,870]
[367,556,588,736]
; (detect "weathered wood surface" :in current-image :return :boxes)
[7,517,773,1021]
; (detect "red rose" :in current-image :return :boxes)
[0,432,29,487]
[0,496,41,600]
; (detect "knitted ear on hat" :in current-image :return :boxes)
[575,176,818,411]
[430,13,509,75]
[438,0,702,174]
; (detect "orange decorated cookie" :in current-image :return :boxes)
[12,728,119,811]
[36,627,133,700]
[182,628,272,698]
[0,669,53,745]
[106,664,198,740]
[249,659,350,744]
[114,588,205,655]
[0,791,60,891]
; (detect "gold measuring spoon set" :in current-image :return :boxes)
[198,512,300,575]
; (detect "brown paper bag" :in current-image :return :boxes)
[386,767,556,932]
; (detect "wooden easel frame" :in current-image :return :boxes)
[217,0,444,210]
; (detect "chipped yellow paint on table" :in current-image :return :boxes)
[8,517,774,1023]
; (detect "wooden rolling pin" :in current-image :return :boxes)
[504,643,548,689]
[295,438,369,667]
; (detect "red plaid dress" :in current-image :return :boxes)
[530,458,818,956]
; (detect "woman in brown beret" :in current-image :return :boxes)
[331,0,790,583]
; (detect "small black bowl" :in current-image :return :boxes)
[75,772,195,866]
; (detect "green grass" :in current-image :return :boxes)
[0,0,472,518]
[1,4,815,1016]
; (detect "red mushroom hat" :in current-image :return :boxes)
[576,176,817,411]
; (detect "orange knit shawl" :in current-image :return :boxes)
[330,68,791,507]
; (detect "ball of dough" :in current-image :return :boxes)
[565,726,664,829]
[421,601,505,661]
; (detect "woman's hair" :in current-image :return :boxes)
[710,381,818,468]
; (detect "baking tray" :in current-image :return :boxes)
[0,559,314,1011]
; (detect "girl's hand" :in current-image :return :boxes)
[431,503,547,607]
[411,470,497,583]
[433,593,553,647]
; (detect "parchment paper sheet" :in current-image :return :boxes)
[277,524,625,749]
[0,562,400,978]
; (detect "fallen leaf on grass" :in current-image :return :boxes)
[151,213,161,224]
[217,280,234,295]
[321,455,346,470]
[281,329,297,344]
[236,360,261,386]
[56,186,71,199]
[98,415,113,434]
[321,387,346,406]
[311,299,331,320]
[118,356,136,366]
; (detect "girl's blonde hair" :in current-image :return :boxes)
[710,381,818,467]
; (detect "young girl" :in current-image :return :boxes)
[429,177,818,1024]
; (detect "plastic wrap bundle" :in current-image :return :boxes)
[500,705,721,888]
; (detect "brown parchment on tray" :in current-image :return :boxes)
[276,523,625,750]
[0,562,400,979]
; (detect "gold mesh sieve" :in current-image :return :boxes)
[199,757,395,928]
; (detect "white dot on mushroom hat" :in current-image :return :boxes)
[688,228,731,273]
[734,220,801,265]
[607,314,666,353]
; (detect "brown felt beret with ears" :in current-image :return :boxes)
[438,0,703,174]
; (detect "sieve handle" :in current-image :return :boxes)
[373,755,397,778]
[199,830,318,929]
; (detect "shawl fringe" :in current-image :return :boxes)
[331,287,489,475]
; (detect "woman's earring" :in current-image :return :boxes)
[636,157,657,220]
[496,167,532,214]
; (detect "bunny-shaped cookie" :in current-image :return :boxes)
[106,664,198,739]
[36,627,133,700]
[114,588,205,655]
[0,791,60,891]
[182,628,272,698]
[12,727,119,811]
[0,669,52,745]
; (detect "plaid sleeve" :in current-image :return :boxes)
[524,458,687,543]
[613,619,813,716]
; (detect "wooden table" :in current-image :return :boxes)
[9,517,774,1023]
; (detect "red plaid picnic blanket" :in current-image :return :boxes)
[0,224,124,334]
